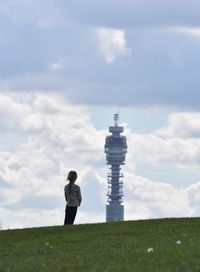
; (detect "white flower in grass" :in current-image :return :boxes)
[176,240,182,245]
[147,248,154,253]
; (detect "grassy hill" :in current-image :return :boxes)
[1,218,200,272]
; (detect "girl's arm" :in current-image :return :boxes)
[64,186,68,202]
[77,187,82,206]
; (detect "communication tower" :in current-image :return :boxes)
[104,114,127,222]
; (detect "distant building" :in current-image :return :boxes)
[104,114,127,222]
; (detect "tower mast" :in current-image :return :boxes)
[104,114,127,222]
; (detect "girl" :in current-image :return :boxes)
[64,170,82,225]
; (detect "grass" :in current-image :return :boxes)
[0,218,200,271]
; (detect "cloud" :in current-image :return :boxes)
[65,0,200,28]
[0,92,108,228]
[0,25,199,108]
[0,1,200,108]
[126,114,200,168]
[2,171,200,229]
[1,93,200,229]
[156,112,200,138]
[173,27,200,37]
[49,57,65,71]
[124,173,198,219]
[131,134,200,168]
[2,1,200,228]
[0,207,62,229]
[97,28,131,63]
[1,0,200,29]
[0,0,65,27]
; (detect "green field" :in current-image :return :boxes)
[0,218,200,272]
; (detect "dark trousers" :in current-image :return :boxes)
[64,206,78,225]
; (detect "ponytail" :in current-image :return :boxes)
[69,180,73,194]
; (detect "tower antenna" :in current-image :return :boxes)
[114,113,119,126]
[114,106,120,126]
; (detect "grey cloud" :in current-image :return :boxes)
[65,0,200,28]
[0,1,200,108]
[0,0,65,26]
[1,27,200,109]
[0,20,81,78]
[2,0,200,28]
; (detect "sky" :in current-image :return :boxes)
[1,0,200,229]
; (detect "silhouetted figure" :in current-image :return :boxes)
[64,170,82,225]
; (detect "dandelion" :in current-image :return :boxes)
[176,240,182,245]
[147,248,154,253]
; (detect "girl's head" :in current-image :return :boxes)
[67,170,77,183]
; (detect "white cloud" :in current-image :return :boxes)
[124,173,196,220]
[130,133,200,167]
[97,28,131,63]
[0,92,107,229]
[125,112,200,168]
[77,211,105,225]
[1,93,200,229]
[173,27,200,37]
[0,207,62,229]
[50,58,65,71]
[156,112,200,138]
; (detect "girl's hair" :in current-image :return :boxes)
[67,171,77,193]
